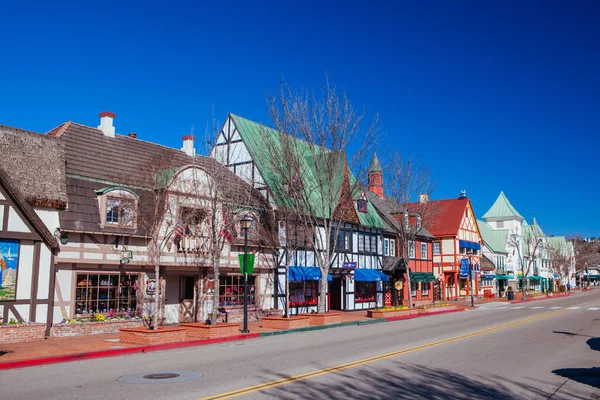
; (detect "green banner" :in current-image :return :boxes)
[238,253,255,275]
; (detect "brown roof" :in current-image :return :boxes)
[0,167,59,251]
[0,124,67,209]
[57,121,268,235]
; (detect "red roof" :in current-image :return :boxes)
[407,197,470,237]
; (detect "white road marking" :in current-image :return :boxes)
[587,307,600,311]
[511,306,525,309]
[496,306,509,309]
[530,306,545,309]
[549,306,563,309]
[567,307,581,310]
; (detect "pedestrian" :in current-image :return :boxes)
[566,282,571,292]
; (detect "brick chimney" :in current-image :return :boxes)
[97,111,116,138]
[368,152,383,198]
[129,132,137,139]
[181,135,196,157]
[419,194,429,203]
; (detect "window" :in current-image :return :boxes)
[421,243,427,259]
[106,197,135,227]
[481,277,494,287]
[433,242,441,255]
[357,199,368,213]
[219,275,256,306]
[384,238,389,256]
[416,215,422,230]
[336,230,352,251]
[75,273,138,315]
[421,282,429,296]
[411,281,418,297]
[355,281,376,302]
[408,241,416,258]
[497,221,504,229]
[289,281,319,306]
[389,239,396,256]
[358,233,377,254]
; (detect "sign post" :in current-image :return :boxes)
[437,274,444,301]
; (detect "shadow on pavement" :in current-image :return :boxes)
[258,362,564,400]
[552,336,600,389]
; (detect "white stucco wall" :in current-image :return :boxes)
[7,207,30,232]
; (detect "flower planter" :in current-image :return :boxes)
[119,326,187,345]
[51,320,142,337]
[418,305,461,314]
[367,309,418,319]
[299,312,342,326]
[0,323,46,344]
[181,322,240,340]
[261,316,310,330]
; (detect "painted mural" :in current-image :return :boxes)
[0,239,19,301]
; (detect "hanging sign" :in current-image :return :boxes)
[146,279,157,295]
[343,261,357,269]
[238,254,255,275]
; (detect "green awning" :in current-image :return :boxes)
[527,276,543,281]
[423,273,437,283]
[495,274,513,280]
[410,272,436,283]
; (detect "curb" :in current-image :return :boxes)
[0,308,464,370]
[0,333,260,371]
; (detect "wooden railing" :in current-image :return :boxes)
[177,234,210,253]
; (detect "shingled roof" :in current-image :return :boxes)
[365,191,434,239]
[0,124,67,209]
[407,197,470,237]
[482,191,523,221]
[56,121,268,235]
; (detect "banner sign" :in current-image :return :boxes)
[459,258,470,278]
[343,261,357,269]
[239,254,255,275]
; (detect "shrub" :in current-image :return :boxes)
[559,285,567,293]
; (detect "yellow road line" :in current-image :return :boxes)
[200,309,569,400]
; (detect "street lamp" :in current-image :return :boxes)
[240,216,253,333]
[468,256,475,308]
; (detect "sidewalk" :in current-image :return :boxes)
[2,309,464,369]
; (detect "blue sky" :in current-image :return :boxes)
[1,1,598,237]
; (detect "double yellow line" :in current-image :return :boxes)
[200,309,568,399]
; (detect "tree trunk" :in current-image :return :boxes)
[285,265,290,318]
[318,269,328,314]
[210,253,220,324]
[406,268,413,309]
[153,263,160,330]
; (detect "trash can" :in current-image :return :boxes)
[507,290,515,301]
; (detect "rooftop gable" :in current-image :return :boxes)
[477,219,508,254]
[482,191,524,221]
[407,197,470,237]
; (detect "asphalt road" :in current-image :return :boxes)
[3,290,599,400]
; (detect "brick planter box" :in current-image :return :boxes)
[0,323,46,344]
[261,316,311,330]
[367,309,418,319]
[299,312,343,326]
[418,305,462,314]
[119,326,187,345]
[51,320,143,337]
[181,322,240,340]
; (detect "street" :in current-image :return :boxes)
[3,290,599,400]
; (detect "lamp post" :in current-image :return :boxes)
[240,216,253,333]
[468,256,475,307]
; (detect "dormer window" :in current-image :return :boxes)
[96,187,138,229]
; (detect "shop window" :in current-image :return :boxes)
[481,277,494,287]
[289,281,319,306]
[219,275,256,306]
[421,243,427,259]
[411,281,418,297]
[75,273,138,315]
[355,281,376,302]
[433,242,441,255]
[421,282,429,296]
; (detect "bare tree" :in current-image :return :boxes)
[383,150,436,308]
[258,77,379,313]
[508,222,545,300]
[547,239,571,287]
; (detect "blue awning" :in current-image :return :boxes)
[354,268,389,282]
[288,266,332,281]
[482,275,495,280]
[459,240,481,250]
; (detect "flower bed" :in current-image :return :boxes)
[0,322,46,344]
[417,305,462,314]
[119,326,187,345]
[367,307,418,319]
[299,312,342,326]
[261,316,311,330]
[181,322,240,340]
[51,319,143,337]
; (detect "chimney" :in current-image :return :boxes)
[181,135,196,157]
[368,152,384,198]
[129,132,137,139]
[419,194,429,203]
[97,111,116,137]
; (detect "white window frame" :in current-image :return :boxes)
[389,239,396,256]
[408,241,416,259]
[421,243,427,259]
[384,238,390,256]
[433,242,441,255]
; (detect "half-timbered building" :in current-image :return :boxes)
[211,114,388,313]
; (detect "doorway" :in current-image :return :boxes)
[329,278,342,310]
[179,276,196,322]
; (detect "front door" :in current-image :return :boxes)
[330,278,342,310]
[179,276,196,322]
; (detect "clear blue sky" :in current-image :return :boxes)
[1,1,598,237]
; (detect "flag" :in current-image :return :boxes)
[219,213,233,243]
[174,220,184,246]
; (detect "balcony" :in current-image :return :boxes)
[177,234,210,253]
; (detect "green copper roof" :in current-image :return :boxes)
[230,114,384,228]
[482,191,524,221]
[368,152,382,172]
[547,236,568,257]
[477,220,508,254]
[531,216,546,238]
